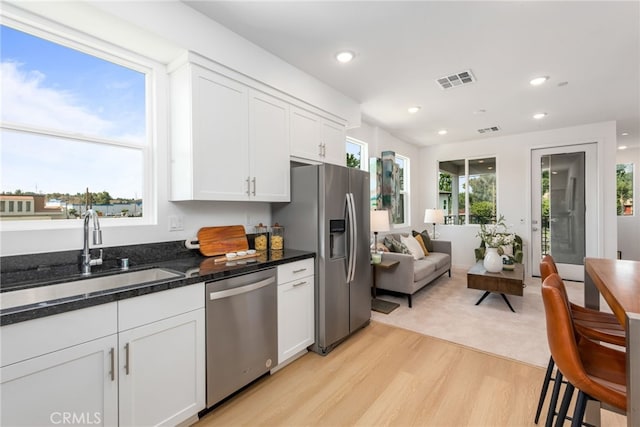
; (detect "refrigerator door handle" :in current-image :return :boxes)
[349,193,358,282]
[346,193,357,283]
[345,193,353,283]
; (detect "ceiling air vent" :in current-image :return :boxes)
[477,126,501,134]
[436,70,476,89]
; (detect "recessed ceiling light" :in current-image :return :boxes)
[621,132,629,136]
[478,160,485,164]
[335,51,355,63]
[533,112,547,120]
[530,76,549,86]
[438,129,448,135]
[408,106,421,114]
[552,171,558,175]
[487,166,493,170]
[618,145,628,150]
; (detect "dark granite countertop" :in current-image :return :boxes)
[1,247,314,326]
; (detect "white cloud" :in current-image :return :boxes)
[0,62,144,198]
[0,61,113,135]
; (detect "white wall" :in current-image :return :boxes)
[0,2,355,256]
[348,121,423,235]
[417,121,618,276]
[616,145,640,260]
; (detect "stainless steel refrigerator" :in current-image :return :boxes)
[272,163,371,355]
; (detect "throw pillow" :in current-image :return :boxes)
[376,242,390,252]
[413,233,430,256]
[413,230,434,252]
[384,235,411,255]
[382,236,395,252]
[401,235,425,260]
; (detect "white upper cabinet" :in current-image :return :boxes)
[170,62,290,201]
[321,119,348,166]
[248,90,290,202]
[290,106,346,166]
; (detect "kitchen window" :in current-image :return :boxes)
[0,20,152,226]
[346,137,368,171]
[439,157,497,225]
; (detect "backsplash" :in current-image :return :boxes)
[0,240,194,288]
[1,235,262,289]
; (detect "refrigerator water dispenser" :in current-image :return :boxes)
[329,219,346,259]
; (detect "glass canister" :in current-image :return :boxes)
[270,223,284,250]
[254,223,269,251]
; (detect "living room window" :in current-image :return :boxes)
[616,163,634,216]
[0,21,152,226]
[394,153,410,227]
[438,157,496,225]
[346,137,368,171]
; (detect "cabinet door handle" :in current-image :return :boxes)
[124,343,130,375]
[292,268,307,273]
[293,281,307,287]
[252,177,256,196]
[318,142,323,157]
[246,177,251,196]
[109,347,115,382]
[323,143,327,157]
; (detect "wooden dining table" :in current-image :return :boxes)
[584,257,640,427]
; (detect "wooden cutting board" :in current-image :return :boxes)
[197,225,248,256]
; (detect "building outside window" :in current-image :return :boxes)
[439,157,496,225]
[0,21,150,224]
[346,137,368,171]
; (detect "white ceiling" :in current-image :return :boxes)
[183,1,640,148]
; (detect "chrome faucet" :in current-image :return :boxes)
[81,209,103,275]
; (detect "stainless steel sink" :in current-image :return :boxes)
[0,268,183,311]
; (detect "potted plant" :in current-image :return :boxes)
[476,215,516,272]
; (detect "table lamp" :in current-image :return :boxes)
[424,208,445,238]
[370,210,390,262]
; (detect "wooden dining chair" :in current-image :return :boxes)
[541,273,626,427]
[534,255,626,425]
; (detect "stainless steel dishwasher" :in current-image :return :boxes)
[205,268,277,408]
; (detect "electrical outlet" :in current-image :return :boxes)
[168,215,184,231]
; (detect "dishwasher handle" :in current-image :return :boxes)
[209,276,276,300]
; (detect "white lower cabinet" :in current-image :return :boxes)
[0,334,118,427]
[119,309,205,427]
[118,283,205,427]
[277,259,315,366]
[0,283,205,427]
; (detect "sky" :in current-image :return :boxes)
[0,25,146,199]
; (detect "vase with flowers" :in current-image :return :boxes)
[476,215,516,273]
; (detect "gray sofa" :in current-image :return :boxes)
[375,233,451,308]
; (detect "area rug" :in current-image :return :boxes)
[371,266,591,368]
[371,298,400,314]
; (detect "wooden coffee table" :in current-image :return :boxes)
[467,262,524,312]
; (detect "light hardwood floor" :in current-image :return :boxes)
[196,321,626,426]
